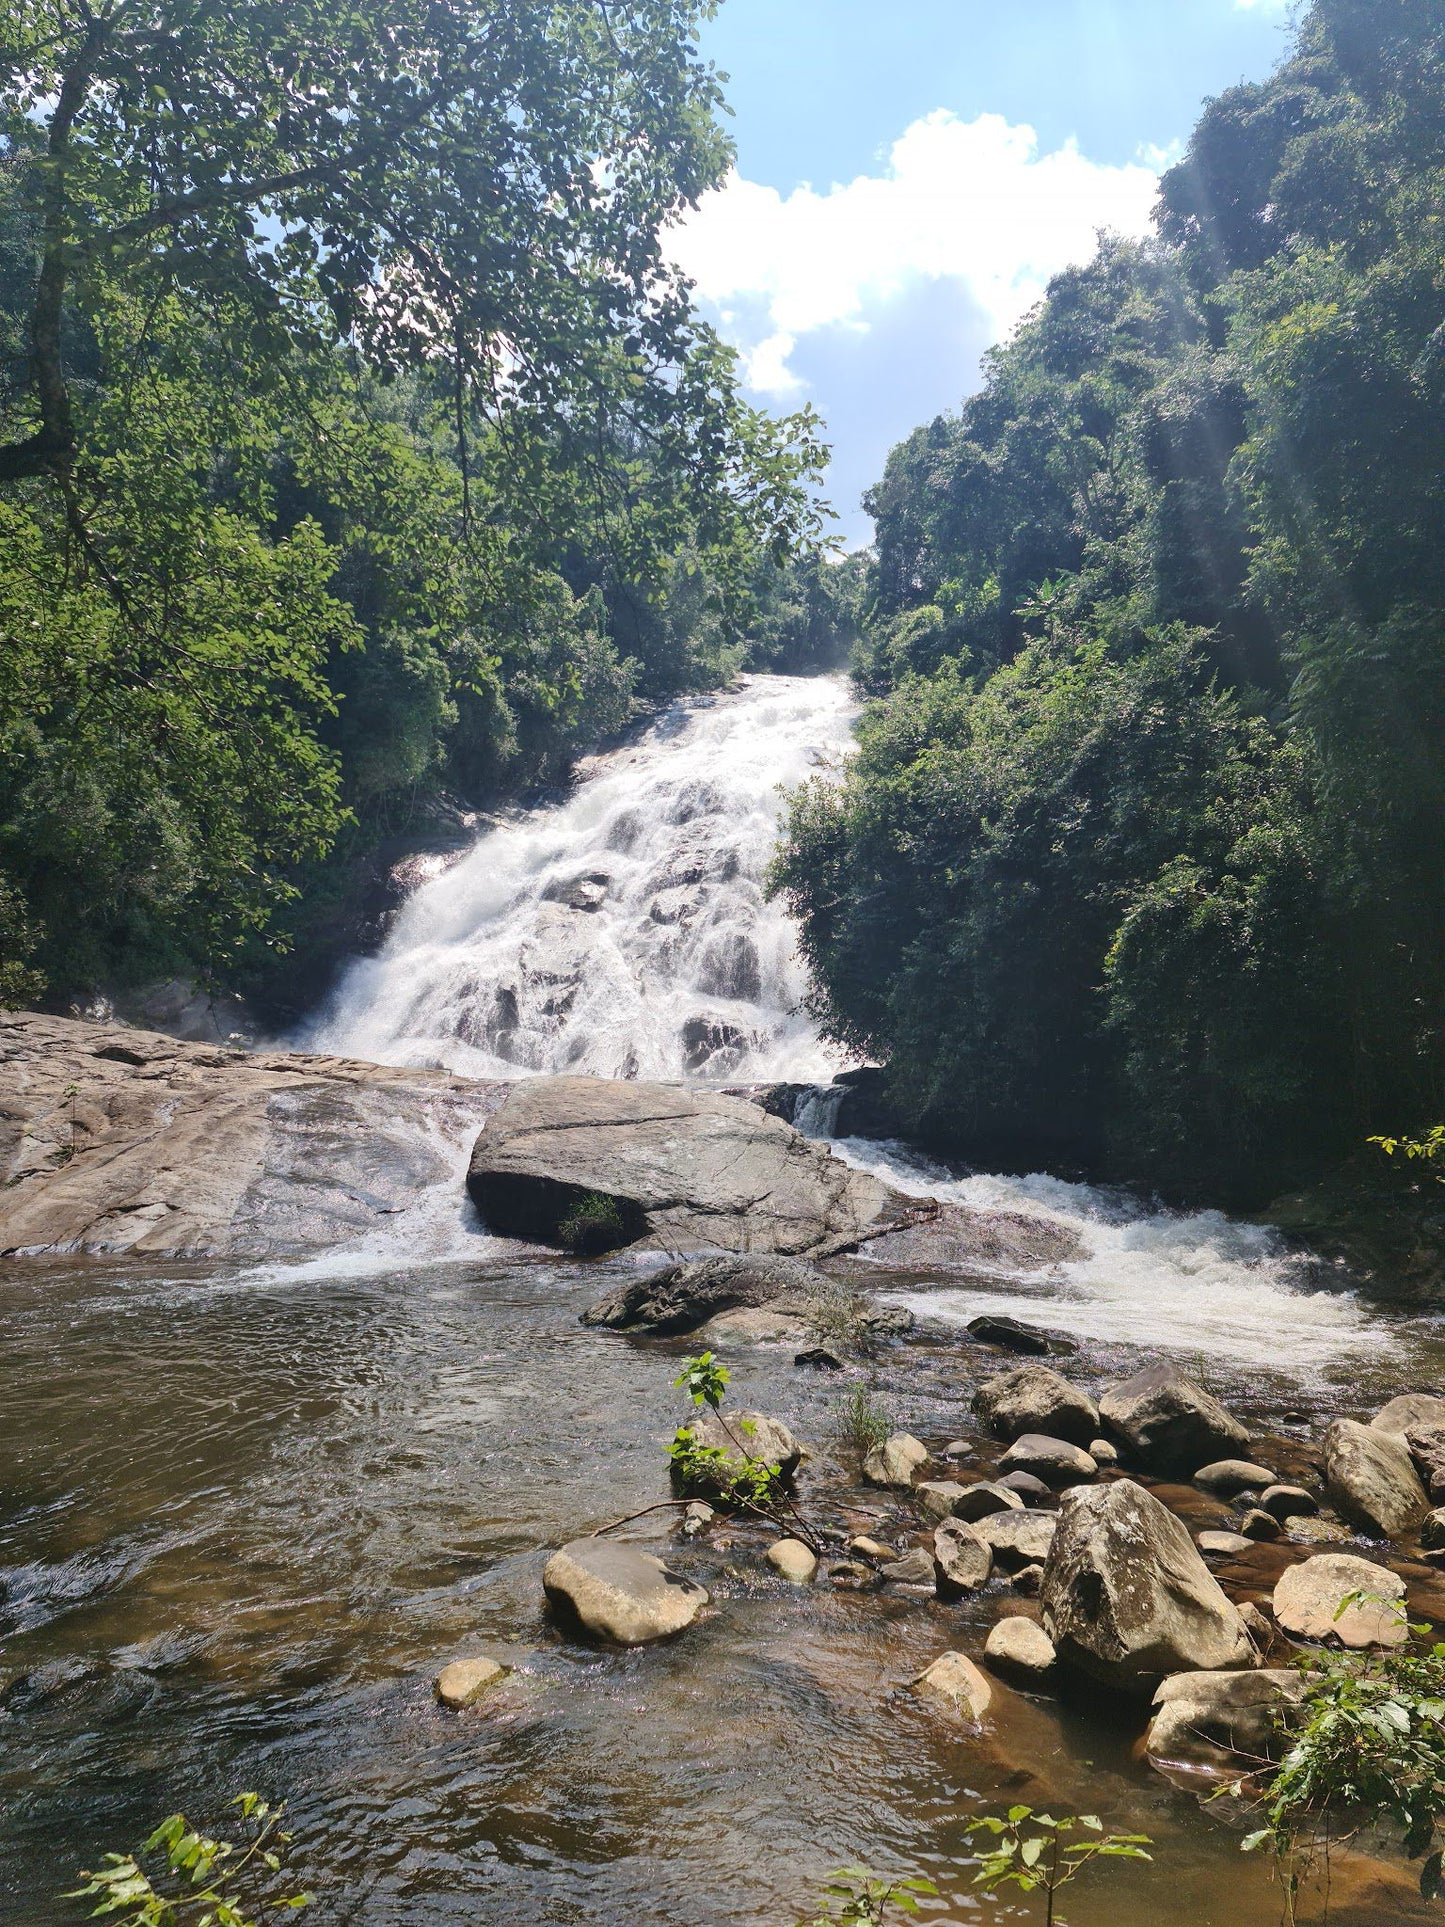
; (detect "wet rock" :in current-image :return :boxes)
[1144,1669,1305,1776]
[542,1538,709,1644]
[1259,1484,1318,1522]
[1040,1480,1252,1694]
[1372,1393,1445,1439]
[1241,1508,1283,1541]
[1198,1530,1254,1557]
[1240,1601,1276,1655]
[974,1508,1058,1572]
[681,1014,750,1075]
[863,1434,928,1489]
[916,1480,971,1522]
[952,1480,1025,1523]
[676,1408,804,1490]
[541,870,611,912]
[436,1656,508,1707]
[1323,1418,1428,1539]
[468,1076,926,1258]
[998,1469,1055,1506]
[682,1501,715,1537]
[999,1434,1097,1487]
[913,1652,993,1723]
[933,1520,993,1595]
[880,1547,937,1588]
[1089,1438,1118,1467]
[974,1365,1100,1448]
[849,1536,895,1564]
[1405,1422,1445,1503]
[1195,1459,1278,1498]
[966,1314,1076,1357]
[582,1253,828,1333]
[1099,1365,1249,1476]
[1423,1509,1445,1553]
[1287,1515,1353,1545]
[1273,1553,1406,1649]
[829,1560,874,1587]
[766,1539,818,1585]
[794,1346,845,1371]
[1013,1562,1045,1596]
[985,1616,1057,1687]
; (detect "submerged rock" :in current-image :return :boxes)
[542,1538,709,1644]
[1144,1669,1305,1776]
[1272,1553,1407,1648]
[974,1366,1100,1447]
[1040,1480,1252,1694]
[1323,1418,1428,1539]
[985,1616,1057,1687]
[1099,1364,1249,1475]
[913,1652,993,1723]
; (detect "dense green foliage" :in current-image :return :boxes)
[0,0,834,1005]
[774,0,1445,1198]
[69,1793,311,1927]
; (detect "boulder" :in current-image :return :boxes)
[1259,1484,1318,1522]
[766,1539,818,1585]
[1323,1418,1428,1539]
[1287,1516,1352,1546]
[467,1076,926,1257]
[1198,1530,1254,1558]
[973,1508,1058,1572]
[1195,1459,1278,1498]
[1240,1508,1282,1541]
[676,1408,805,1490]
[998,1470,1055,1506]
[1144,1669,1305,1775]
[1423,1509,1445,1553]
[966,1314,1075,1357]
[974,1366,1100,1447]
[436,1656,508,1707]
[1040,1480,1252,1694]
[915,1480,971,1522]
[863,1434,928,1489]
[951,1480,1025,1523]
[999,1434,1097,1487]
[1273,1553,1407,1649]
[794,1347,845,1372]
[880,1547,936,1588]
[581,1253,828,1332]
[1099,1364,1249,1475]
[1406,1423,1445,1503]
[1372,1392,1445,1439]
[542,1538,709,1644]
[985,1616,1057,1687]
[933,1520,993,1595]
[913,1652,993,1723]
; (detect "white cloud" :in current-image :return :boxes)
[670,110,1165,399]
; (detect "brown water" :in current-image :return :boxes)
[0,1250,1437,1927]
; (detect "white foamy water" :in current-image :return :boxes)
[308,674,856,1083]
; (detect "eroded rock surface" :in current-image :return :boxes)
[1100,1364,1249,1475]
[1323,1418,1428,1539]
[1273,1553,1407,1648]
[974,1366,1099,1447]
[1144,1669,1305,1776]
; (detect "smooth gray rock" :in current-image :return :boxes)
[766,1539,818,1584]
[436,1655,508,1707]
[1000,1434,1097,1486]
[880,1547,937,1587]
[1194,1459,1278,1497]
[985,1616,1057,1686]
[998,1469,1055,1505]
[863,1433,928,1489]
[1259,1484,1318,1522]
[1099,1364,1249,1475]
[1144,1669,1305,1775]
[973,1508,1058,1572]
[1240,1507,1282,1541]
[1198,1530,1254,1557]
[915,1480,971,1522]
[543,1538,709,1643]
[467,1076,924,1257]
[933,1519,993,1595]
[1323,1418,1428,1539]
[974,1365,1100,1447]
[1040,1480,1252,1694]
[951,1480,1026,1523]
[1273,1553,1406,1648]
[1089,1437,1119,1466]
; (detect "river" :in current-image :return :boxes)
[1,674,1438,1925]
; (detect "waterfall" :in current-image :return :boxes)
[307,674,856,1084]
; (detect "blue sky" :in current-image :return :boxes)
[671,0,1295,541]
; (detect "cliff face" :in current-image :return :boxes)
[0,1013,506,1259]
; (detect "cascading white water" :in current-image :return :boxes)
[308,674,856,1084]
[308,671,1407,1385]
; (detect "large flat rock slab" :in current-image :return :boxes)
[465,1075,928,1257]
[0,1012,505,1259]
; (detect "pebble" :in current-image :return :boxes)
[766,1539,819,1584]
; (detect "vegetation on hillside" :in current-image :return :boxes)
[0,0,850,1009]
[773,0,1445,1200]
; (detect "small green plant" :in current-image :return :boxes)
[1371,1125,1445,1182]
[792,1865,938,1925]
[68,1793,312,1927]
[666,1352,821,1552]
[1235,1595,1445,1921]
[834,1380,891,1459]
[965,1807,1151,1926]
[555,1190,628,1254]
[57,1081,79,1165]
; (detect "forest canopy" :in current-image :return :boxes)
[0,0,846,1007]
[772,0,1445,1201]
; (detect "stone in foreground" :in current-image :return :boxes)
[1144,1669,1305,1776]
[468,1076,925,1257]
[766,1539,818,1585]
[543,1538,709,1644]
[933,1520,993,1595]
[1372,1393,1445,1439]
[1099,1364,1249,1475]
[974,1365,1100,1447]
[1272,1553,1407,1649]
[1322,1418,1428,1540]
[863,1433,928,1488]
[985,1616,1057,1687]
[436,1656,508,1707]
[913,1652,993,1723]
[1041,1480,1252,1694]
